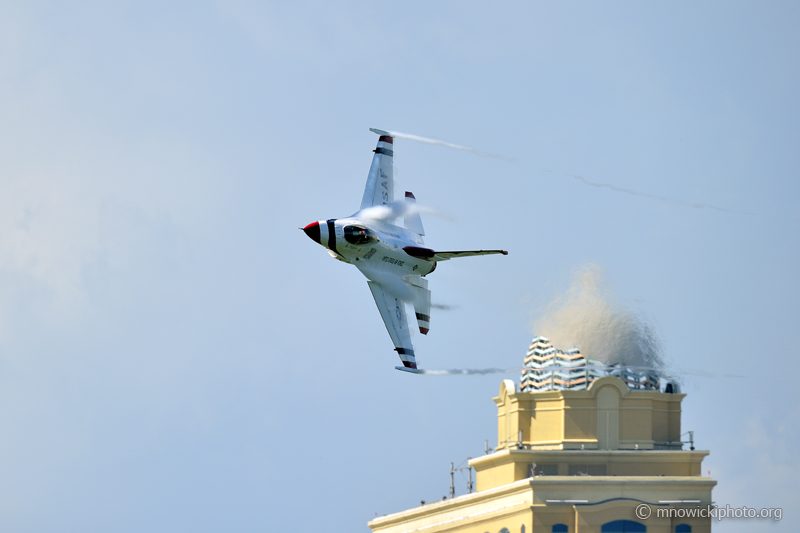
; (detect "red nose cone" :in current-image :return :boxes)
[303,221,321,244]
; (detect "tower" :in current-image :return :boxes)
[368,339,715,533]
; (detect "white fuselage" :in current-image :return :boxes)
[311,217,436,299]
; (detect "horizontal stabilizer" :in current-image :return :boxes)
[403,247,508,262]
[395,366,424,374]
[404,277,431,335]
[433,249,508,260]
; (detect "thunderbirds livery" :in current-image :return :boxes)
[302,129,507,373]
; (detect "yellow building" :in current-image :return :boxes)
[368,377,715,533]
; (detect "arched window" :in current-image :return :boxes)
[552,525,568,532]
[675,525,691,533]
[601,520,646,532]
[499,529,510,533]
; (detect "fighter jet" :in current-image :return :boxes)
[302,128,507,373]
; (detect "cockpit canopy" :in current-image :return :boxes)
[343,225,377,245]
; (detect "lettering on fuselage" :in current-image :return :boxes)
[363,248,377,259]
[379,169,389,203]
[382,256,405,267]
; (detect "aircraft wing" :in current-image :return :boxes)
[360,129,394,210]
[366,281,417,370]
[433,250,508,261]
[403,246,508,262]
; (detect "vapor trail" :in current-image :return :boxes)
[417,365,745,379]
[387,130,514,162]
[381,128,746,214]
[544,170,754,215]
[670,367,746,379]
[419,368,516,375]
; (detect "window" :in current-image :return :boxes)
[568,464,607,476]
[601,520,646,532]
[532,464,558,476]
[343,225,376,245]
[675,526,691,533]
[552,525,568,532]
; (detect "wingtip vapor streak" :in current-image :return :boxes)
[302,128,507,372]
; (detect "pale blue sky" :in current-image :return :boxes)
[0,2,798,531]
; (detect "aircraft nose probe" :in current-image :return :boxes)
[302,221,321,244]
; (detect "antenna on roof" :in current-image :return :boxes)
[449,459,474,498]
[449,462,454,498]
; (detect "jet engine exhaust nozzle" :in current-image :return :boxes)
[303,222,321,244]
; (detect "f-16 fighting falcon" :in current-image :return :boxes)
[302,128,507,373]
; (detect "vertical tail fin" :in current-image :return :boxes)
[404,192,425,236]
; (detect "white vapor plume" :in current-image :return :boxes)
[358,201,445,224]
[357,201,409,222]
[387,130,513,162]
[534,265,665,370]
